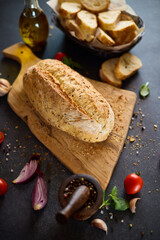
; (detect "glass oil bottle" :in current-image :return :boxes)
[19,0,49,51]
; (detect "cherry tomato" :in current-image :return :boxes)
[0,178,8,196]
[0,131,4,144]
[124,173,143,195]
[54,52,67,61]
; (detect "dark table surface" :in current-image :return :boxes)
[0,0,160,240]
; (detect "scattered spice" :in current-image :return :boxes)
[154,125,157,131]
[129,136,135,143]
[129,223,133,228]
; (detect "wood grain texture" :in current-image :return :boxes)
[3,43,136,189]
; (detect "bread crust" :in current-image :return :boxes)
[23,59,114,143]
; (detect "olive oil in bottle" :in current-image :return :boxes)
[19,0,49,51]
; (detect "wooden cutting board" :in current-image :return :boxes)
[3,43,136,189]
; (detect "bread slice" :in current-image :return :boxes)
[65,19,94,42]
[65,19,85,40]
[98,10,121,31]
[114,53,142,80]
[59,2,81,19]
[76,10,97,36]
[80,0,110,13]
[100,58,122,88]
[58,0,81,4]
[96,27,115,46]
[108,20,138,45]
[23,59,114,143]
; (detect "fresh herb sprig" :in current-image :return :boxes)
[139,82,150,98]
[100,186,129,211]
[62,56,82,69]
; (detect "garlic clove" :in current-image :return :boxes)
[91,219,108,235]
[129,198,140,213]
[0,78,11,97]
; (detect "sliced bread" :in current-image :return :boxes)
[108,20,138,45]
[65,19,94,42]
[65,19,85,40]
[80,0,110,13]
[114,53,142,80]
[100,58,122,88]
[76,10,97,35]
[59,2,82,19]
[96,27,115,46]
[98,10,121,31]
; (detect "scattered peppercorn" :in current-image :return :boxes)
[63,178,97,208]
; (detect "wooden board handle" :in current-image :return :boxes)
[2,42,40,65]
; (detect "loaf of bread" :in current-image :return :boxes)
[115,53,142,80]
[80,0,110,13]
[23,59,114,143]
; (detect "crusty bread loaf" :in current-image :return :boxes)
[98,10,121,31]
[114,53,142,80]
[100,58,122,88]
[108,20,138,45]
[96,27,115,46]
[76,10,97,36]
[80,0,110,13]
[23,59,114,143]
[59,2,82,19]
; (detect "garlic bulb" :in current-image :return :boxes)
[0,78,11,96]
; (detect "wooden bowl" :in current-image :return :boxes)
[51,11,145,58]
[57,174,103,221]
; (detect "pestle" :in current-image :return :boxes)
[56,185,90,224]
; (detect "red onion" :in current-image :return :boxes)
[12,160,38,184]
[32,175,48,210]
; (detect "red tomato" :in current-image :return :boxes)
[0,178,8,196]
[0,131,4,144]
[54,52,67,61]
[124,173,143,195]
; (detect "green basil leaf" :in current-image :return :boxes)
[62,57,82,69]
[62,56,71,66]
[139,82,150,98]
[110,186,118,197]
[113,197,129,211]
